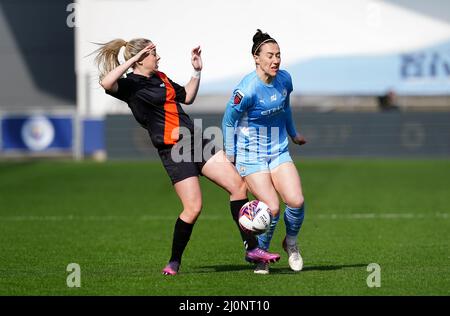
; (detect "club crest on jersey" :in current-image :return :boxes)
[233,90,244,105]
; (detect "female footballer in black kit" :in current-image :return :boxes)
[95,38,280,275]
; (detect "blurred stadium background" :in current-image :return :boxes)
[0,0,449,296]
[0,0,449,160]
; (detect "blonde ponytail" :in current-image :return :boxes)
[93,38,152,81]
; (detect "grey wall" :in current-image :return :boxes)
[105,112,450,159]
[0,0,75,108]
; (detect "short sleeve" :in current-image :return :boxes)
[168,78,187,104]
[280,70,293,94]
[105,78,135,102]
[222,88,253,157]
[227,88,252,113]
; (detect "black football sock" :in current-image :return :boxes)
[169,217,194,264]
[230,198,258,251]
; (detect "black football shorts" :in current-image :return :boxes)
[157,137,218,185]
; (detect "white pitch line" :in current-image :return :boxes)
[0,213,448,221]
[0,215,225,222]
[315,213,449,220]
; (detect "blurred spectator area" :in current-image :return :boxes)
[186,95,450,114]
[292,95,450,112]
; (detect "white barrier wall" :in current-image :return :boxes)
[75,0,450,116]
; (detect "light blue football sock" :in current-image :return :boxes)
[284,203,305,239]
[257,214,280,251]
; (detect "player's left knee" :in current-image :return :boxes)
[286,195,304,209]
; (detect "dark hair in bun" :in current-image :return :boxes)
[252,29,277,55]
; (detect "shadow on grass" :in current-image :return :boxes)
[189,264,252,274]
[191,263,368,274]
[300,263,368,272]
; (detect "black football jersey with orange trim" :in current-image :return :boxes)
[106,71,195,149]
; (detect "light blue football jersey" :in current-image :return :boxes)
[222,70,298,159]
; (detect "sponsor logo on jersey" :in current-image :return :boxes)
[261,105,284,116]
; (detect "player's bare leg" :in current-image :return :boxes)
[271,162,305,271]
[163,177,202,275]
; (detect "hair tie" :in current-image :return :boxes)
[123,41,128,47]
[118,46,126,64]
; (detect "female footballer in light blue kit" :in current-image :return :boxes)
[222,29,307,274]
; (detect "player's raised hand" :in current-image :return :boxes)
[292,134,307,146]
[131,43,156,63]
[191,46,202,71]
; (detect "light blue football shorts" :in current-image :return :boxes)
[235,150,293,177]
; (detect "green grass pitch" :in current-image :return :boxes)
[0,159,449,295]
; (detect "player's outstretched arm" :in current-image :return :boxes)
[184,46,202,104]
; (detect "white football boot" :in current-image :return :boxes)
[282,237,303,272]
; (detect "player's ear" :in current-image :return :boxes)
[253,54,259,66]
